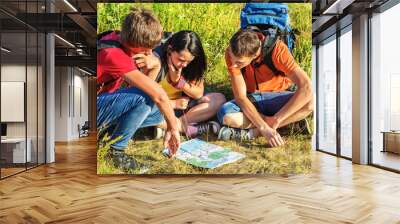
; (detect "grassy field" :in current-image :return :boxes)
[97,3,313,175]
[98,132,312,175]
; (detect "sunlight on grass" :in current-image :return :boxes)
[97,3,312,96]
[97,133,312,175]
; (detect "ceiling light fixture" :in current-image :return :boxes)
[54,34,75,48]
[63,0,78,12]
[1,47,11,53]
[322,0,355,15]
[77,67,92,76]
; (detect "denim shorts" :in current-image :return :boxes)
[217,91,294,123]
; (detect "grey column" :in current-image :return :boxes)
[46,0,55,163]
[352,14,369,164]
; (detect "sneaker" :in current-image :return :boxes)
[154,127,165,139]
[297,118,312,135]
[217,126,251,141]
[281,118,311,135]
[107,148,139,170]
[194,121,221,137]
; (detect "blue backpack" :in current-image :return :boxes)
[240,3,297,76]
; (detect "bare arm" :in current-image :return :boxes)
[224,44,283,146]
[231,75,284,147]
[123,70,180,154]
[146,65,161,81]
[273,67,313,125]
[133,53,161,81]
[181,79,204,100]
[231,75,269,131]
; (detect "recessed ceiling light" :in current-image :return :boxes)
[1,47,11,53]
[54,34,75,48]
[322,0,355,15]
[63,0,78,12]
[77,67,92,76]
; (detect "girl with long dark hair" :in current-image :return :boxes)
[135,30,226,138]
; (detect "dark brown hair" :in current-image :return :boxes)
[161,30,206,84]
[120,7,163,49]
[229,29,261,57]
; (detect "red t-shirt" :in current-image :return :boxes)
[97,31,137,93]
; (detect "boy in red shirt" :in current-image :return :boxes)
[97,8,180,170]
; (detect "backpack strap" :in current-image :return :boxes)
[152,45,167,83]
[97,30,115,40]
[97,79,115,95]
[97,30,123,51]
[241,26,284,77]
[97,40,121,94]
[261,34,284,76]
[96,31,124,94]
[155,63,167,83]
[153,32,174,83]
[97,39,122,51]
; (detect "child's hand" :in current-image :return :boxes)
[174,97,190,110]
[259,127,284,148]
[133,53,160,70]
[164,128,180,157]
[264,116,280,130]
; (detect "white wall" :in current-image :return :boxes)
[55,66,69,141]
[1,64,27,138]
[70,71,89,139]
[1,63,46,164]
[54,67,89,141]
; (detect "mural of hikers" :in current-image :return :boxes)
[97,3,313,175]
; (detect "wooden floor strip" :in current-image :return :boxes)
[0,135,399,223]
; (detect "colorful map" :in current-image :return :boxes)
[163,138,245,169]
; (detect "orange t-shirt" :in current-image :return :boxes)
[225,39,299,93]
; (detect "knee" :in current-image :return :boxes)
[126,89,154,108]
[211,93,227,105]
[222,113,241,128]
[305,99,314,113]
[217,102,230,123]
[203,93,226,108]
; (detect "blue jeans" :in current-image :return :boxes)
[97,87,164,150]
[217,91,294,124]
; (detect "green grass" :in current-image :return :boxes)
[97,3,312,97]
[98,133,312,175]
[97,3,313,175]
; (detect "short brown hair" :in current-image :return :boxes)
[120,7,163,49]
[229,29,261,57]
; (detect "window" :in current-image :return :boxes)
[370,3,400,171]
[339,26,352,158]
[317,35,337,154]
[0,0,46,179]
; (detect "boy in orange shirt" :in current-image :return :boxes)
[217,29,313,147]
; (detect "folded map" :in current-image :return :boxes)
[163,138,245,169]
